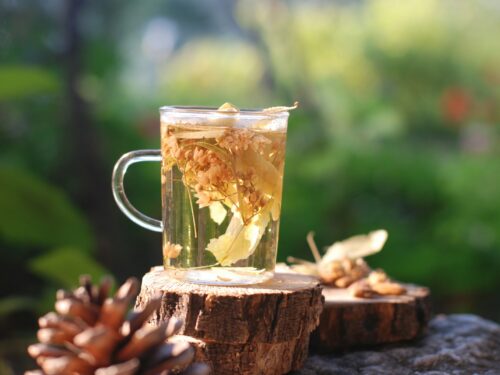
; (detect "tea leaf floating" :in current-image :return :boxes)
[209,201,227,225]
[207,211,270,266]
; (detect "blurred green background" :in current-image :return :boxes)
[1,0,499,372]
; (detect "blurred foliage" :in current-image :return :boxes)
[238,0,500,300]
[163,39,271,105]
[29,247,107,289]
[0,66,59,100]
[0,166,93,251]
[1,0,500,371]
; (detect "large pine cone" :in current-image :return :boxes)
[26,275,209,375]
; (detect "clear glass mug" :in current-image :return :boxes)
[112,105,290,285]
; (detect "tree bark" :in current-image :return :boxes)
[311,284,431,352]
[172,332,311,375]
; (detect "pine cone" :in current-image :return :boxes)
[26,275,210,375]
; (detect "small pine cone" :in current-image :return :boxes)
[27,275,210,375]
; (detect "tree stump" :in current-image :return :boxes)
[311,284,431,352]
[136,267,324,375]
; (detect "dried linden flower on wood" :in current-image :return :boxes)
[348,269,407,298]
[321,229,388,263]
[349,279,377,298]
[287,230,407,298]
[370,280,406,296]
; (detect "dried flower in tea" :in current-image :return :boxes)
[163,242,182,259]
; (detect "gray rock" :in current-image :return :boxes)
[295,314,500,375]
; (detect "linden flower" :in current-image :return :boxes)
[163,241,182,259]
[195,190,213,208]
[165,133,179,156]
[190,147,233,183]
[216,129,271,154]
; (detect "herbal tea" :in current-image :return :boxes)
[112,102,294,285]
[161,106,288,284]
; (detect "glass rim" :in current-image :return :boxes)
[159,105,290,118]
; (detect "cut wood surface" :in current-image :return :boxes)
[136,267,324,344]
[311,284,431,352]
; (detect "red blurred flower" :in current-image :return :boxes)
[441,87,472,124]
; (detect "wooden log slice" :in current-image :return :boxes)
[311,284,431,352]
[171,331,311,375]
[136,267,324,344]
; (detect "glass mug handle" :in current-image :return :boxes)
[112,149,163,232]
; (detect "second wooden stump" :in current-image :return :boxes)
[311,284,431,352]
[136,267,324,375]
